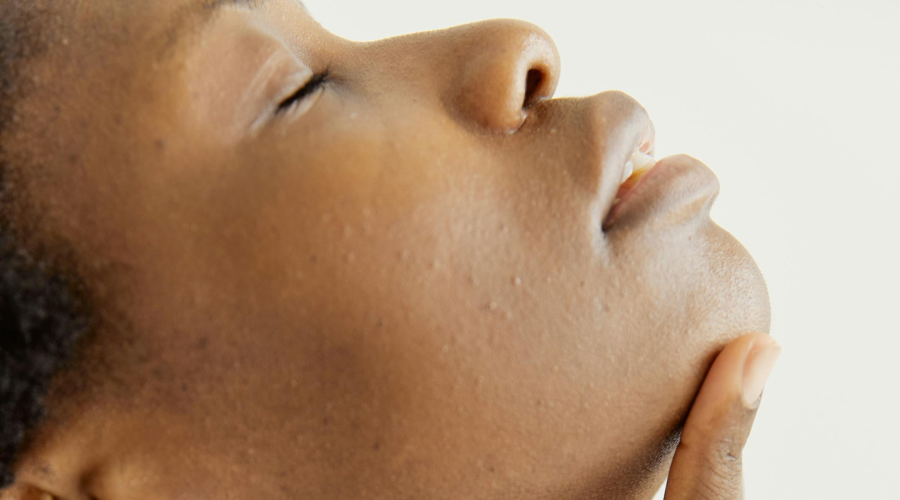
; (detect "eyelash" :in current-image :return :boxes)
[276,67,332,116]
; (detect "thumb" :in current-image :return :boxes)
[664,333,781,500]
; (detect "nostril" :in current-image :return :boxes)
[523,68,544,109]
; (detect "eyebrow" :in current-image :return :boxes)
[161,0,309,60]
[201,0,310,27]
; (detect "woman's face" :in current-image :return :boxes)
[7,0,769,498]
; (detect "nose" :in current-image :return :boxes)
[447,19,561,132]
[364,19,561,133]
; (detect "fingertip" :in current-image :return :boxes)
[742,337,781,408]
[715,333,779,388]
[684,333,777,430]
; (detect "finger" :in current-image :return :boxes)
[664,332,781,500]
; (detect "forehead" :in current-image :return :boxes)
[53,0,309,68]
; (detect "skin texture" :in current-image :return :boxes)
[1,0,770,498]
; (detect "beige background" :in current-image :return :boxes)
[304,1,900,498]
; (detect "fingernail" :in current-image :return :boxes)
[742,338,781,408]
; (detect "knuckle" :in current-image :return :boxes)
[698,439,743,499]
[675,434,744,499]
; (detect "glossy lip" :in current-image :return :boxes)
[578,94,656,232]
[607,159,661,222]
[602,154,720,231]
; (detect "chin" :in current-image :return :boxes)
[705,221,772,339]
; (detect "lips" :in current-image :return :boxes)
[602,153,721,230]
[615,150,657,203]
[567,92,718,231]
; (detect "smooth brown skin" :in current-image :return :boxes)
[2,0,770,498]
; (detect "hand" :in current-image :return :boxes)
[664,333,781,499]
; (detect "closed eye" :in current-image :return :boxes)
[276,67,331,116]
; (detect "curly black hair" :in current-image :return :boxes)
[0,0,95,490]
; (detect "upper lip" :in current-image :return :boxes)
[577,92,656,229]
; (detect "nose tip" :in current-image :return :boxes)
[453,19,561,132]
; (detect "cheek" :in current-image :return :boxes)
[266,185,680,490]
[253,170,617,487]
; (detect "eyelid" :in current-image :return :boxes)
[275,68,331,116]
[248,67,319,132]
[274,70,315,106]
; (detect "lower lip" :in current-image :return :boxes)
[602,155,719,230]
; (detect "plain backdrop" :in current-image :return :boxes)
[303,1,900,498]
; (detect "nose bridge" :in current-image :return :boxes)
[362,19,561,134]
